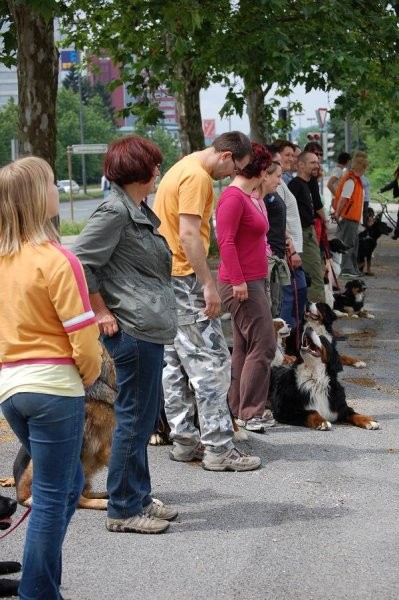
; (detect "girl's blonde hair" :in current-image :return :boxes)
[0,156,58,256]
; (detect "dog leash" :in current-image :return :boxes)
[0,507,31,540]
[320,221,341,292]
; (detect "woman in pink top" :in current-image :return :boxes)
[216,143,276,433]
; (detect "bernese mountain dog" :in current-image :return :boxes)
[333,279,375,319]
[304,301,366,368]
[269,326,379,431]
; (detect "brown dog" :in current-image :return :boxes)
[11,347,116,510]
[7,347,174,510]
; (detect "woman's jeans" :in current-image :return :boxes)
[101,330,164,519]
[280,266,308,330]
[1,393,85,600]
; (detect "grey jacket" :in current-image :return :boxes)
[72,185,177,345]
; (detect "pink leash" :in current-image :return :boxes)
[0,507,31,540]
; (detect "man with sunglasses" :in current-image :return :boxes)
[153,132,261,472]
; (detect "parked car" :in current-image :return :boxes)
[58,179,80,194]
[56,181,65,193]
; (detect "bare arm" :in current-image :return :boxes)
[327,176,339,196]
[179,213,221,319]
[335,196,349,219]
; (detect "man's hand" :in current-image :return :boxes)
[203,282,221,319]
[232,282,248,302]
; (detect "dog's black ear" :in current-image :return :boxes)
[317,302,337,326]
[320,335,343,374]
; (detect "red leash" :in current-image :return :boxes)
[0,507,31,540]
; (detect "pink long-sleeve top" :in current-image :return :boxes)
[216,185,269,285]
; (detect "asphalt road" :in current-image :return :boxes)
[1,228,399,600]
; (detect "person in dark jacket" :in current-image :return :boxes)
[380,164,399,239]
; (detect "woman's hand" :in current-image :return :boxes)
[232,282,248,302]
[96,308,119,336]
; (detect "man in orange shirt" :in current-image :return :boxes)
[153,132,261,472]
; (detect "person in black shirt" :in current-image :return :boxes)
[288,152,327,302]
[380,164,399,239]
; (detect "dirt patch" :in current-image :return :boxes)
[346,329,377,340]
[342,377,376,387]
[0,419,16,443]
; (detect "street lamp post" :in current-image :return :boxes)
[77,50,87,194]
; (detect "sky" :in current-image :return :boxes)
[200,82,339,136]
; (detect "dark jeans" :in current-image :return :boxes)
[2,392,85,600]
[280,266,308,330]
[102,330,164,519]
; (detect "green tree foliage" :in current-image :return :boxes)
[56,87,118,182]
[363,119,399,195]
[133,123,181,175]
[61,0,230,153]
[0,98,18,166]
[216,0,399,141]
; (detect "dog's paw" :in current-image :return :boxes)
[365,420,380,430]
[316,421,332,431]
[366,313,376,319]
[0,477,15,487]
[149,433,169,446]
[350,314,359,319]
[353,360,367,368]
[333,310,348,318]
[233,429,249,442]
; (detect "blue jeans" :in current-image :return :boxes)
[1,393,85,600]
[280,266,308,330]
[101,330,164,519]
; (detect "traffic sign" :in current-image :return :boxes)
[70,144,108,154]
[202,119,216,139]
[316,108,328,129]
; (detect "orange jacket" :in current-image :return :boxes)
[332,170,364,223]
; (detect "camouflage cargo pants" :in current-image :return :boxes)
[163,275,234,452]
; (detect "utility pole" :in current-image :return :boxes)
[77,50,87,194]
[345,114,352,153]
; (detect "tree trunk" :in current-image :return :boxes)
[7,2,58,173]
[173,61,205,155]
[246,88,270,144]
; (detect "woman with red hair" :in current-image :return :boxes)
[216,143,276,433]
[73,135,178,534]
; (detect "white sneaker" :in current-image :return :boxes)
[236,417,272,432]
[202,447,261,472]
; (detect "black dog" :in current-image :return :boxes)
[328,237,351,255]
[358,213,393,275]
[333,278,371,317]
[269,327,379,431]
[0,495,21,598]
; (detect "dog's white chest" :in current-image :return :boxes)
[296,364,338,423]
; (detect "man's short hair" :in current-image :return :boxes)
[212,131,253,160]
[304,141,322,153]
[297,151,314,165]
[351,150,368,171]
[338,152,351,165]
[272,138,296,152]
